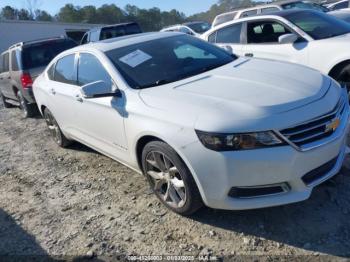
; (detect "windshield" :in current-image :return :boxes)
[106,35,234,89]
[284,11,350,39]
[282,1,329,12]
[186,22,211,34]
[22,39,77,70]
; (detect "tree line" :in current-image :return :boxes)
[0,0,263,31]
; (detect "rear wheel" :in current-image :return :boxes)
[17,90,36,118]
[43,108,72,148]
[0,92,12,108]
[142,141,203,215]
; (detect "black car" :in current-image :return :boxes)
[80,22,143,44]
[0,37,77,118]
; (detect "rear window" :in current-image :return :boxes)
[22,39,77,70]
[100,24,142,40]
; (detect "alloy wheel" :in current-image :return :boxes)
[145,151,186,208]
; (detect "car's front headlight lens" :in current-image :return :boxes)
[196,130,285,151]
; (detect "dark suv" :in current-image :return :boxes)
[80,22,142,44]
[0,37,77,118]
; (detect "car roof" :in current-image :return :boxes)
[66,32,184,54]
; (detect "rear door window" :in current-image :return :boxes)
[240,9,258,18]
[22,40,77,70]
[216,23,243,43]
[125,23,142,34]
[0,55,3,73]
[54,54,77,85]
[261,7,280,13]
[11,50,20,71]
[3,53,9,72]
[214,13,236,27]
[100,26,125,40]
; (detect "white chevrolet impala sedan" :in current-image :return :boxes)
[33,32,350,215]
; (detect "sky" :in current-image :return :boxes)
[0,0,217,16]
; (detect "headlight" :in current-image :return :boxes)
[196,130,285,151]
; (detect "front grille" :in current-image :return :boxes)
[302,156,338,185]
[228,183,290,199]
[279,95,346,149]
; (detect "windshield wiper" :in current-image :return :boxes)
[138,79,173,89]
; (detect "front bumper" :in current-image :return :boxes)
[182,95,350,210]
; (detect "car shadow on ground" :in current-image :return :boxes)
[0,209,107,261]
[67,142,101,155]
[0,209,52,259]
[190,172,350,257]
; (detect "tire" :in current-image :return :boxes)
[17,90,36,118]
[332,64,350,95]
[43,108,72,148]
[141,141,203,215]
[0,92,12,108]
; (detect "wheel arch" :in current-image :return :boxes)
[134,133,208,205]
[328,59,350,80]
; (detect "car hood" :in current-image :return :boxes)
[139,57,334,132]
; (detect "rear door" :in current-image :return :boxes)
[242,19,309,65]
[48,53,79,136]
[0,52,11,98]
[207,22,244,56]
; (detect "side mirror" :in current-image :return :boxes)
[222,45,233,54]
[81,80,121,99]
[278,33,299,44]
[221,45,237,58]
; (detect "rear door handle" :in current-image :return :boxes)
[245,53,254,57]
[50,88,56,95]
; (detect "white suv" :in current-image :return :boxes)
[33,32,350,215]
[203,9,350,91]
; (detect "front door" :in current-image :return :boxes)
[242,19,309,65]
[73,52,128,161]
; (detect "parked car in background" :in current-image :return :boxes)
[212,0,329,28]
[33,32,349,215]
[0,37,77,117]
[160,21,211,37]
[330,8,350,22]
[326,0,349,10]
[80,22,142,44]
[203,9,350,92]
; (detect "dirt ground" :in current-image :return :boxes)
[0,101,350,261]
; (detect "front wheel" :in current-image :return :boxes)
[43,108,72,148]
[142,141,203,215]
[332,64,350,96]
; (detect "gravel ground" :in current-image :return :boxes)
[0,101,350,261]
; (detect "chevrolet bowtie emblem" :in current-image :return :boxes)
[326,118,340,132]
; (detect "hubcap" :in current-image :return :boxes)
[45,113,61,145]
[145,151,186,209]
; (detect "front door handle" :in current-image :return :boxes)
[245,53,254,57]
[50,88,56,95]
